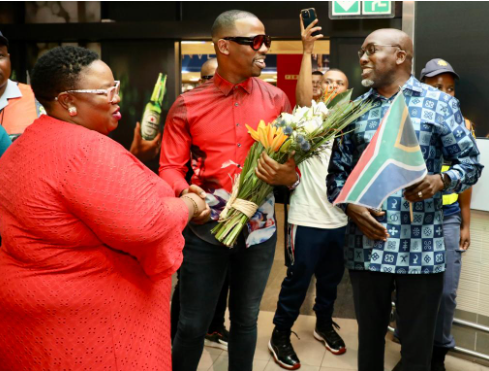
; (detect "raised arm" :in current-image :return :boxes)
[296,14,323,107]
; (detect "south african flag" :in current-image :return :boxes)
[334,92,427,209]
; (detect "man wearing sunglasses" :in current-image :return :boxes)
[199,57,218,84]
[327,29,482,371]
[160,10,294,371]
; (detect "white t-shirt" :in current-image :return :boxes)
[288,141,348,229]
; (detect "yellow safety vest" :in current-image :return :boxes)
[442,165,458,205]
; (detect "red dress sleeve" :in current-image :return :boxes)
[59,134,188,280]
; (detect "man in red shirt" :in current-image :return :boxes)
[160,9,295,371]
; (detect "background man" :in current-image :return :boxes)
[327,28,482,371]
[268,15,349,370]
[322,68,349,98]
[312,71,324,101]
[0,31,43,140]
[199,57,218,84]
[160,10,295,371]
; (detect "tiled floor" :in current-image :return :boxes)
[197,311,489,371]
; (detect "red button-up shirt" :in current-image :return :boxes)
[159,73,291,247]
[159,73,291,196]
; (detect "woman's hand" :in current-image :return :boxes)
[180,185,210,224]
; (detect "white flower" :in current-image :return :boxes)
[313,101,330,119]
[280,113,296,126]
[303,120,316,134]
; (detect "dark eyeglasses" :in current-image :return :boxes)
[201,75,214,80]
[358,43,400,58]
[223,34,272,51]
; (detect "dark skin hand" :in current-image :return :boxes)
[403,174,444,202]
[181,184,211,224]
[346,204,389,241]
[255,152,298,187]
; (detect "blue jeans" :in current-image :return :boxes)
[273,225,346,330]
[172,227,276,371]
[434,212,463,348]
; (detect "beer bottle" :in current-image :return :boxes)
[140,73,167,140]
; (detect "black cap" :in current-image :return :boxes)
[419,58,459,81]
[0,31,8,48]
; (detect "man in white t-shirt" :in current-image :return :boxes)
[268,15,349,370]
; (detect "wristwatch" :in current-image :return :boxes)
[440,172,451,191]
[288,172,301,191]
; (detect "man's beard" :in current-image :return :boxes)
[361,79,374,88]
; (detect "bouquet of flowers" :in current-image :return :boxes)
[211,90,372,247]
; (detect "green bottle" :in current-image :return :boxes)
[140,73,167,140]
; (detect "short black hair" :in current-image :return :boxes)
[312,71,324,76]
[31,46,99,108]
[211,10,258,39]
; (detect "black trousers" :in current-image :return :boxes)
[350,270,444,371]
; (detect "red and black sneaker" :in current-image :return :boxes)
[313,321,346,355]
[268,327,301,370]
[204,326,229,351]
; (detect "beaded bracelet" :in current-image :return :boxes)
[181,195,200,217]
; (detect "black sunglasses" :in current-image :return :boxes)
[201,75,214,80]
[223,34,272,51]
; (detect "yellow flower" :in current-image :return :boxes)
[245,120,288,152]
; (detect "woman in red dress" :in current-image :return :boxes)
[0,46,207,370]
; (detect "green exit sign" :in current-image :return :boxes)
[330,1,395,19]
[363,1,392,14]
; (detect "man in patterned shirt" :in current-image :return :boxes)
[327,29,483,371]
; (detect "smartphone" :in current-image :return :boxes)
[301,8,320,36]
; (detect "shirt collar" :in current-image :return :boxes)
[364,75,423,100]
[213,72,253,96]
[0,80,22,111]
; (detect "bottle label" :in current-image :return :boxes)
[141,110,161,140]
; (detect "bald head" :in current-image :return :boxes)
[200,58,218,78]
[366,28,413,71]
[211,10,258,41]
[323,69,349,94]
[359,28,413,93]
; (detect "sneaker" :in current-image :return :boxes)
[268,327,301,370]
[204,327,229,351]
[313,321,346,355]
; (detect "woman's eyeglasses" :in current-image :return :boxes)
[223,34,272,51]
[56,81,121,103]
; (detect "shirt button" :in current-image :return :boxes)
[236,123,240,127]
[237,143,241,147]
[235,102,239,107]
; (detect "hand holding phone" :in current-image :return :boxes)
[301,8,320,36]
[300,8,323,54]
